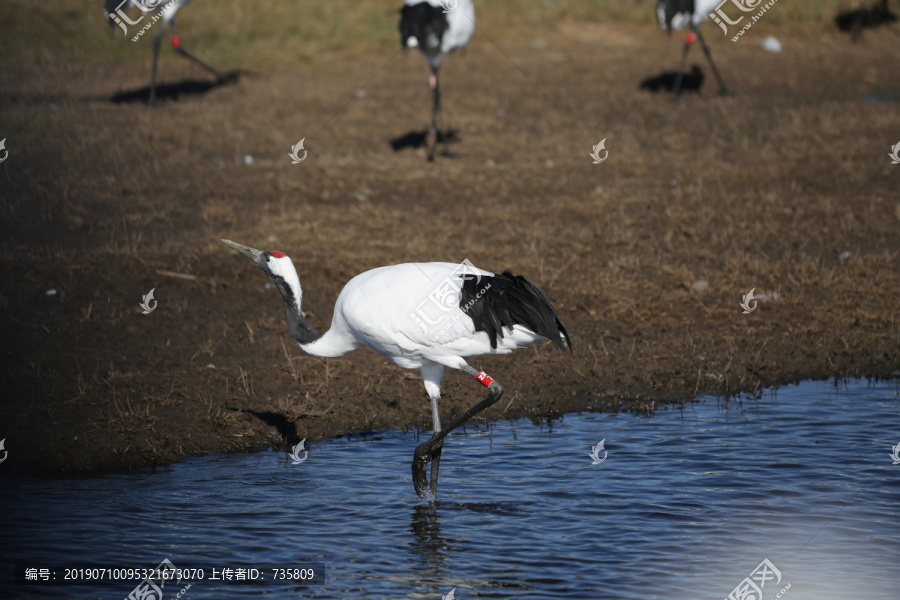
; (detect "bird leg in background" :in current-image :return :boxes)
[150,26,165,105]
[850,0,873,42]
[169,25,229,83]
[149,22,230,104]
[695,29,729,95]
[412,366,505,498]
[672,31,694,97]
[427,66,441,161]
[435,74,450,158]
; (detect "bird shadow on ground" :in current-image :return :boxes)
[639,66,705,93]
[110,71,242,104]
[242,409,301,445]
[389,130,460,152]
[835,5,897,40]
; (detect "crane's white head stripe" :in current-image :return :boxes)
[266,252,303,308]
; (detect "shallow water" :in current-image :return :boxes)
[2,378,899,600]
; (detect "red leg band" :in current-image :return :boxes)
[476,371,494,387]
[171,34,181,49]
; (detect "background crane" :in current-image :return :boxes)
[400,0,476,160]
[105,0,228,104]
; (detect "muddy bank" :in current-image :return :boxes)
[1,21,898,477]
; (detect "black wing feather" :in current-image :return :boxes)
[399,2,449,50]
[659,0,696,31]
[460,271,572,351]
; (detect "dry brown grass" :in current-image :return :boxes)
[0,9,898,474]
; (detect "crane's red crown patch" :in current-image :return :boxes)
[269,251,287,258]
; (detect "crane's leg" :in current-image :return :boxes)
[150,23,166,105]
[435,71,450,158]
[426,65,441,161]
[851,1,869,42]
[170,20,228,82]
[416,364,445,497]
[412,365,504,498]
[672,32,693,97]
[428,393,443,496]
[695,28,729,95]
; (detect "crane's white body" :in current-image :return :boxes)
[106,0,191,29]
[262,254,562,426]
[403,0,475,70]
[657,0,721,30]
[270,261,547,373]
[158,0,191,24]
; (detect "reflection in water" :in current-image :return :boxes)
[410,502,449,572]
[1,378,898,599]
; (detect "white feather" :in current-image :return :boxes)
[404,0,475,68]
[658,0,724,30]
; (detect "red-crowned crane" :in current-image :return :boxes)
[222,240,571,498]
[657,0,729,96]
[105,0,227,104]
[400,0,475,160]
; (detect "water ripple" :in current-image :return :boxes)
[1,378,898,599]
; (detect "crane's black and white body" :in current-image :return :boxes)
[223,240,571,498]
[657,0,729,96]
[399,0,475,160]
[105,0,227,104]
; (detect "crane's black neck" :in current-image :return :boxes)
[270,273,323,346]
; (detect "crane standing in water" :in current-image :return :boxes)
[222,239,571,498]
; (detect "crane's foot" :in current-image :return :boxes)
[411,380,504,498]
[413,436,443,498]
[412,447,429,497]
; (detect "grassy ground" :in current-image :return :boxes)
[0,1,898,476]
[0,0,877,65]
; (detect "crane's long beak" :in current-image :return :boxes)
[221,239,263,261]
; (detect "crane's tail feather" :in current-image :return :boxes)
[460,271,572,351]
